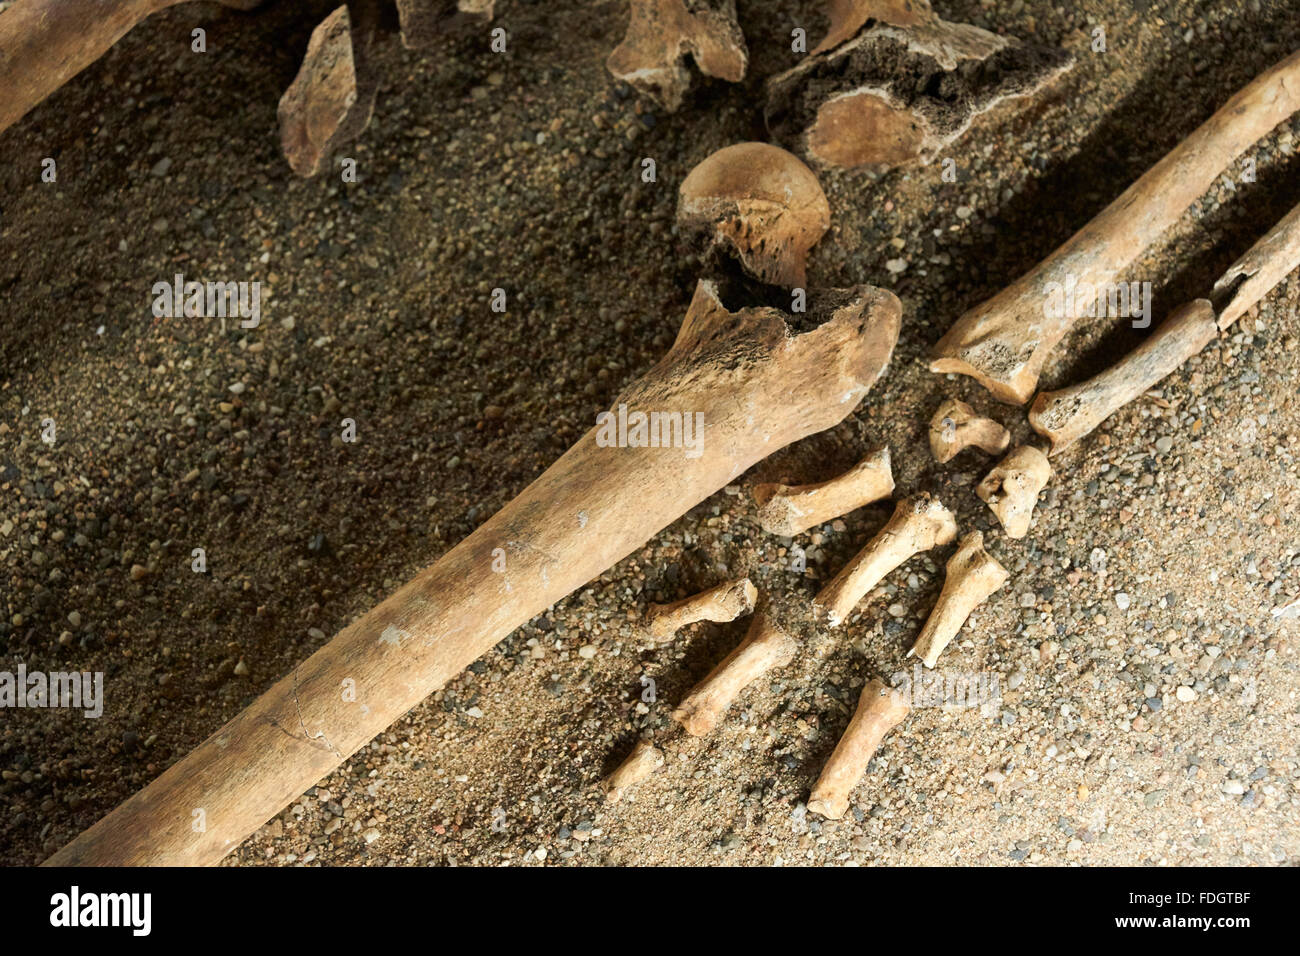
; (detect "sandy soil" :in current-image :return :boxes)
[1,0,1297,866]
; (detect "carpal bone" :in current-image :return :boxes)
[928,399,1010,463]
[645,577,757,642]
[815,494,957,627]
[807,677,909,819]
[975,446,1051,539]
[752,446,893,536]
[908,531,1008,668]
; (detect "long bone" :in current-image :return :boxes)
[807,677,909,819]
[46,279,900,865]
[1029,200,1300,454]
[752,446,893,536]
[931,49,1300,404]
[815,494,956,627]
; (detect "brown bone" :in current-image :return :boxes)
[0,0,263,137]
[752,446,893,536]
[606,0,747,112]
[395,0,494,49]
[46,279,899,865]
[677,143,831,289]
[928,399,1009,463]
[807,677,909,819]
[815,493,957,627]
[908,531,1007,668]
[278,3,381,178]
[931,49,1300,404]
[671,612,798,736]
[1029,199,1300,455]
[644,577,757,642]
[604,741,664,803]
[975,445,1051,539]
[765,1,1072,170]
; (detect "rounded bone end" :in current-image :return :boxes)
[976,446,1052,539]
[929,398,1011,462]
[677,142,830,288]
[603,740,664,804]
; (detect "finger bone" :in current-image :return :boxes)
[807,677,909,819]
[975,446,1051,539]
[908,531,1008,668]
[752,446,893,536]
[928,399,1010,463]
[645,577,757,642]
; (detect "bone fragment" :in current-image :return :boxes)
[645,577,756,642]
[278,3,381,178]
[671,614,797,736]
[0,0,263,137]
[928,399,1010,463]
[604,740,664,803]
[752,446,893,536]
[47,279,900,865]
[1211,198,1300,330]
[815,494,957,627]
[1027,302,1217,456]
[908,531,1007,667]
[975,446,1051,538]
[677,142,830,288]
[607,0,747,112]
[766,1,1072,170]
[931,49,1300,404]
[807,677,909,819]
